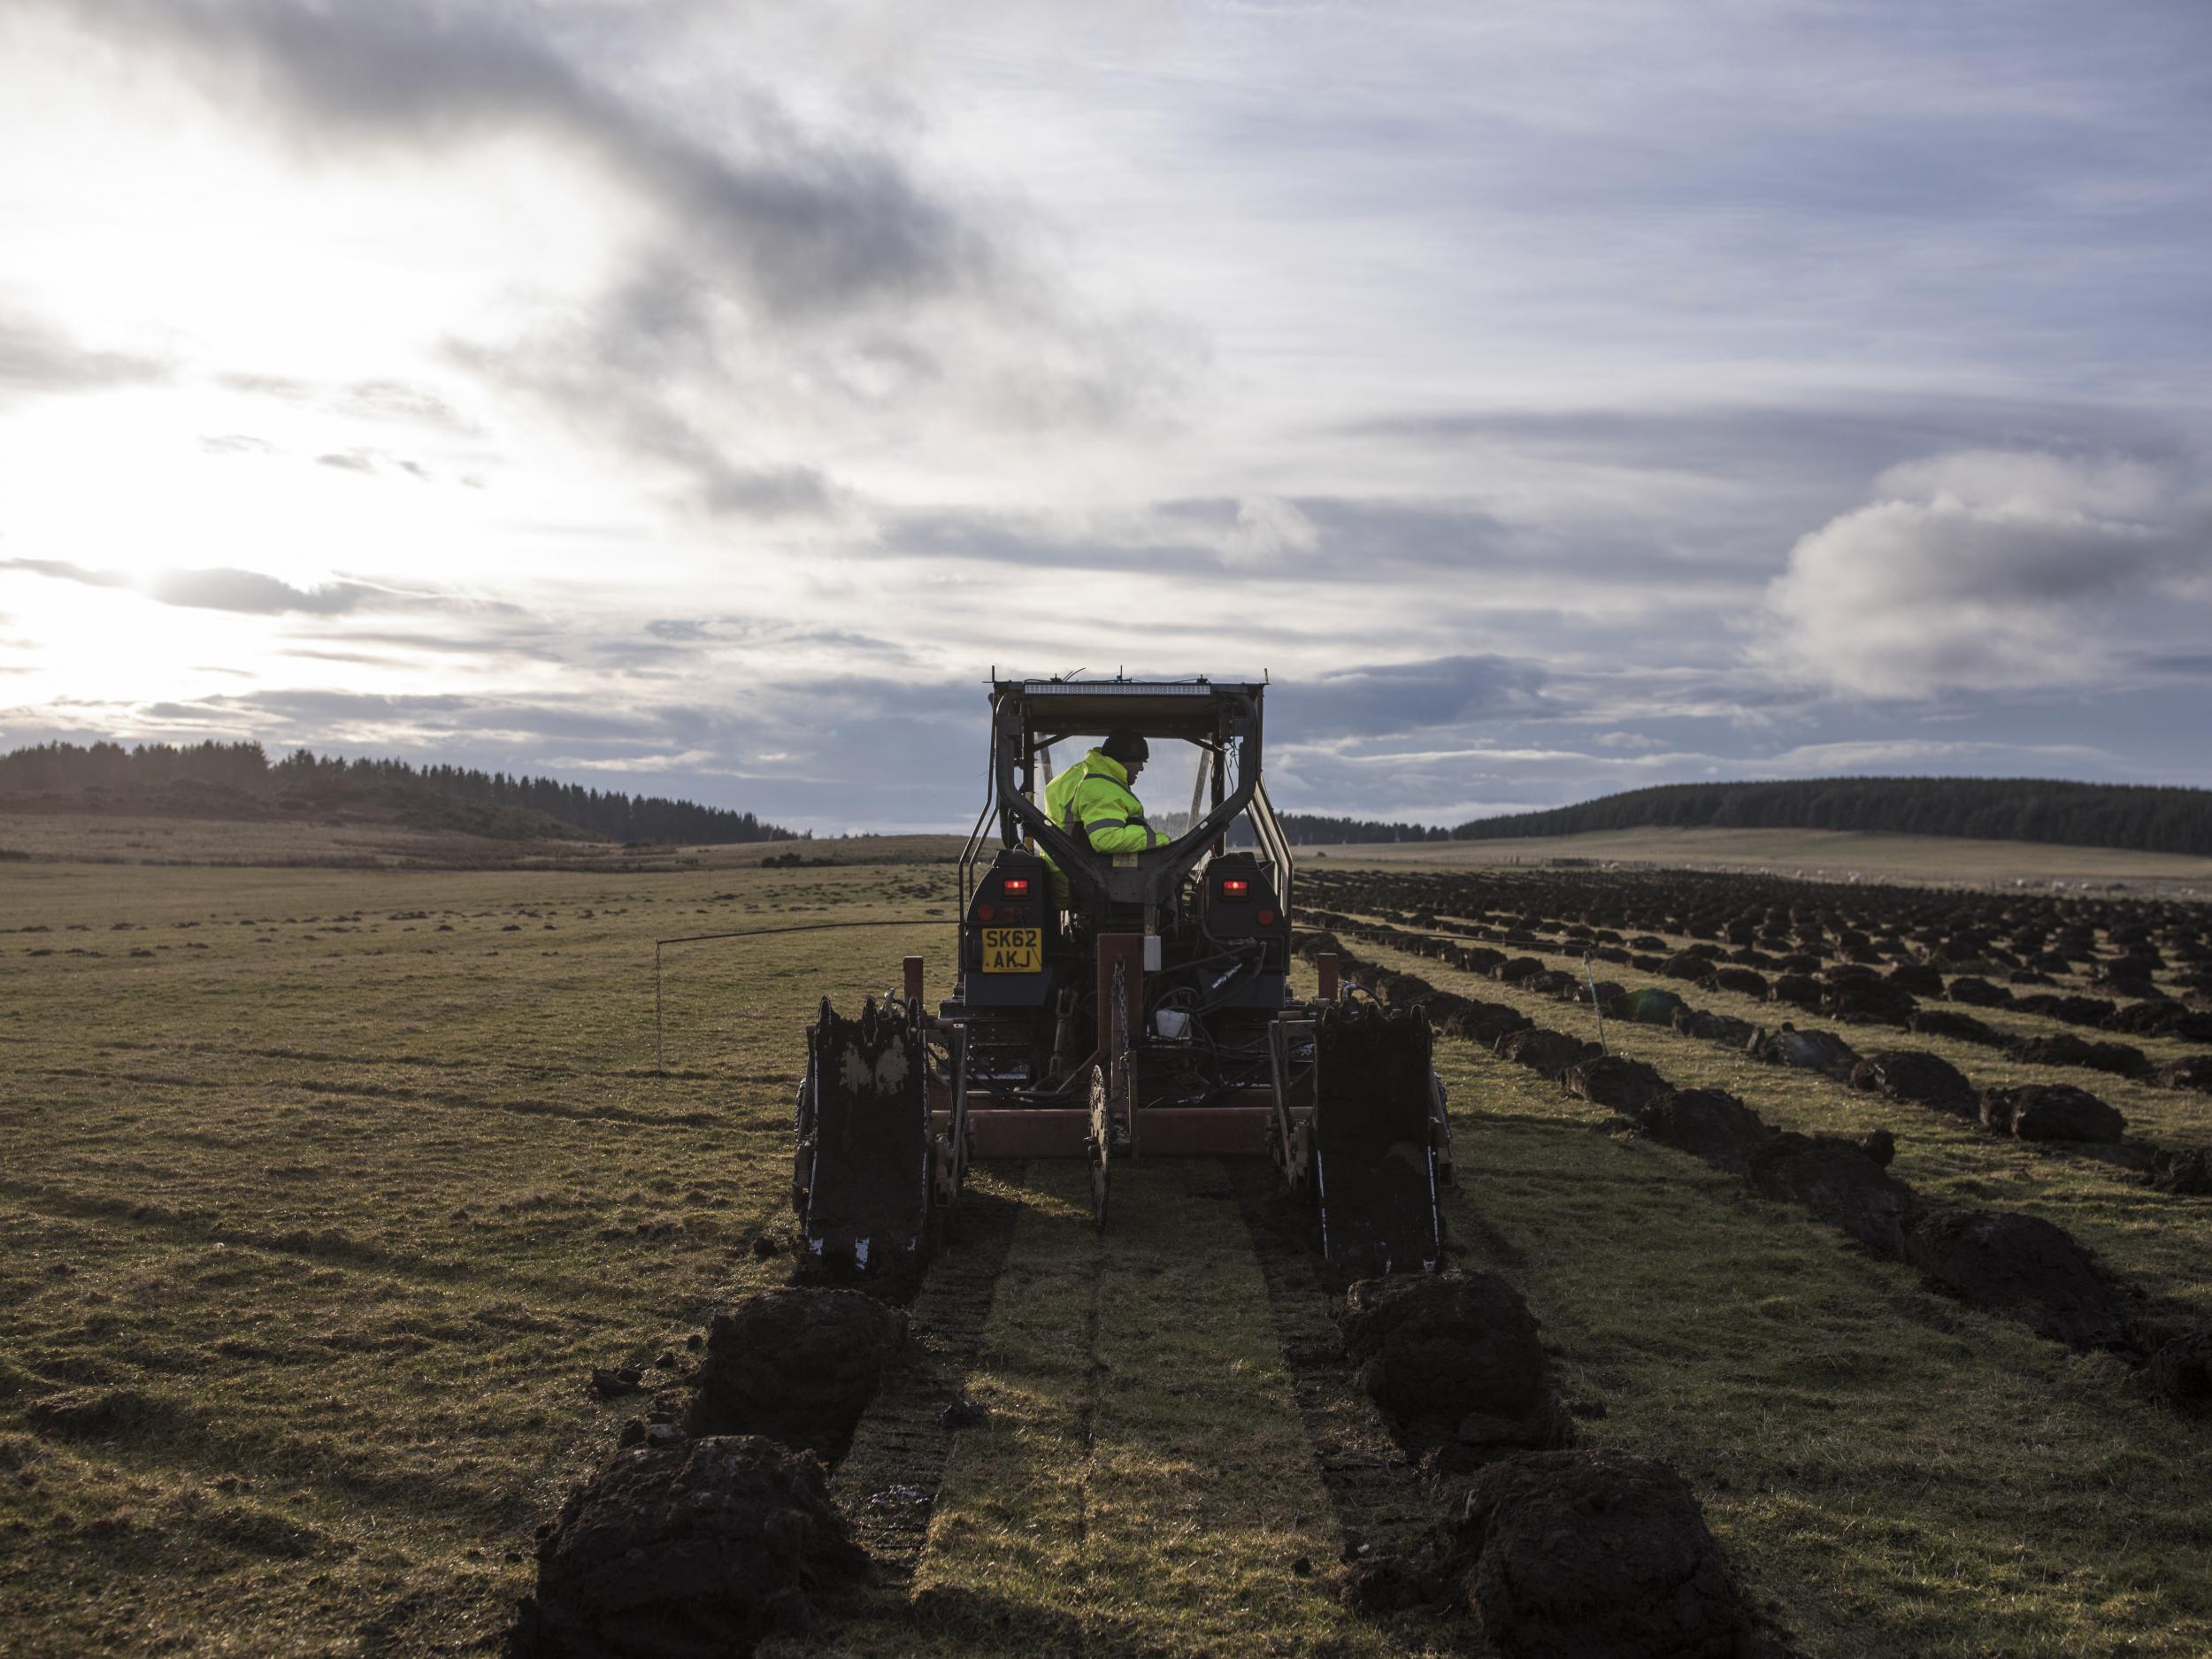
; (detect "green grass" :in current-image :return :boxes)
[4,856,2209,1656]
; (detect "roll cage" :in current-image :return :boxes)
[956,676,1296,918]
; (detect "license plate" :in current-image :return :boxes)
[980,926,1042,973]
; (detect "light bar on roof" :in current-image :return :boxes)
[1019,680,1216,696]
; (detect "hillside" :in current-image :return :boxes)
[0,740,798,846]
[1452,777,2212,858]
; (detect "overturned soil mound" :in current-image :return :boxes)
[1747,1025,1860,1079]
[1901,1208,2129,1349]
[1494,1027,1601,1081]
[1947,977,2014,1008]
[1888,962,1946,997]
[1447,1448,1756,1659]
[1766,974,1823,1010]
[510,1434,871,1659]
[1635,1088,1770,1169]
[2149,1148,2212,1196]
[1432,998,1533,1046]
[1676,1009,1757,1046]
[2106,1000,2212,1041]
[1745,1133,1909,1255]
[1978,1085,2125,1144]
[2147,1332,2212,1417]
[1563,1055,1669,1113]
[1822,978,1917,1025]
[687,1288,907,1463]
[1618,987,1687,1025]
[2154,1056,2212,1094]
[1338,1273,1572,1470]
[1848,1050,1977,1117]
[2005,1033,2147,1079]
[1909,1009,2003,1047]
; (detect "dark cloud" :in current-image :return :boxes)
[149,568,379,615]
[2133,652,2212,679]
[218,371,480,434]
[0,557,130,589]
[2,557,508,620]
[216,371,313,402]
[65,0,989,321]
[883,496,1524,579]
[1340,398,2124,486]
[310,447,434,479]
[340,379,474,431]
[0,314,165,400]
[39,2,1181,518]
[444,261,841,520]
[1275,655,1550,741]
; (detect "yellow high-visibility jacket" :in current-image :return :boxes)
[1039,749,1169,899]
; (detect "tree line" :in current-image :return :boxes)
[0,740,800,846]
[1274,813,1452,845]
[1448,777,2212,858]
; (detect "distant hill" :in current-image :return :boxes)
[1451,778,2212,858]
[0,741,801,846]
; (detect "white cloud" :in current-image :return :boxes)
[1763,449,2212,698]
[1222,495,1318,565]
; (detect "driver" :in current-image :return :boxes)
[1041,726,1171,902]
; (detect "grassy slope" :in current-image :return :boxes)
[0,813,966,871]
[3,854,2208,1655]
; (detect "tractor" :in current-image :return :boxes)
[792,676,1450,1281]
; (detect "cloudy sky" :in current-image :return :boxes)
[3,1,2208,833]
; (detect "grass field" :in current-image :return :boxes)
[4,845,2209,1656]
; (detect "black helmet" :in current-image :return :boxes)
[1102,727,1149,765]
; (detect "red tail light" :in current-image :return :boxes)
[1220,879,1250,899]
[976,902,995,922]
[1002,878,1030,895]
[1257,909,1276,926]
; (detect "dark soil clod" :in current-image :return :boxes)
[1562,1055,1669,1112]
[2004,1033,2148,1079]
[2154,1056,2212,1094]
[1901,1207,2130,1350]
[1446,1448,1763,1658]
[508,1434,871,1659]
[1493,1026,1601,1080]
[1337,1273,1573,1471]
[1978,1085,2126,1144]
[2149,1149,2212,1196]
[1633,1088,1770,1170]
[686,1288,907,1464]
[1744,1133,1909,1256]
[1747,1025,1860,1079]
[2147,1332,2212,1417]
[1618,987,1688,1025]
[1848,1049,1978,1117]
